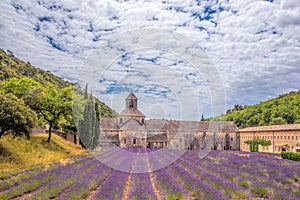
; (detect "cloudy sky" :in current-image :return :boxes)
[0,0,299,120]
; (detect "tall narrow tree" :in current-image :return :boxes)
[78,87,100,150]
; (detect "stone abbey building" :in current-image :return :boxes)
[99,92,240,150]
[240,124,300,153]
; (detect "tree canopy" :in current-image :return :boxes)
[0,93,37,139]
[212,90,300,128]
[34,86,73,143]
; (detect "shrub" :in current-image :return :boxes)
[238,181,250,189]
[167,192,186,200]
[250,186,269,198]
[281,151,300,161]
[232,190,246,200]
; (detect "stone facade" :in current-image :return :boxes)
[239,124,300,152]
[99,92,240,150]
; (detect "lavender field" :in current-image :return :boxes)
[0,149,299,200]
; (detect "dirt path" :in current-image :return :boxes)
[121,151,139,200]
[121,171,133,200]
[146,153,162,200]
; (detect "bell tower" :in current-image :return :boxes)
[126,92,137,109]
[118,92,145,126]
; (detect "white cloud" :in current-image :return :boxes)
[0,0,299,119]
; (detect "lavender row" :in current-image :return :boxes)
[128,172,158,200]
[148,152,189,199]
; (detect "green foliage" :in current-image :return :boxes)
[1,77,42,100]
[1,78,43,115]
[250,186,269,198]
[238,180,250,189]
[231,190,246,200]
[0,93,37,139]
[166,192,186,200]
[244,138,271,152]
[212,90,300,128]
[0,48,115,119]
[35,86,73,143]
[78,85,100,150]
[281,151,300,161]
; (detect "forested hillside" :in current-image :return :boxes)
[0,49,70,87]
[0,49,115,143]
[212,91,300,128]
[0,49,115,118]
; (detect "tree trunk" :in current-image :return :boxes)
[74,132,77,144]
[47,122,52,143]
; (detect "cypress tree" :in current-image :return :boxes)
[78,86,100,150]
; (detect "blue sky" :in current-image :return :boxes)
[0,0,299,120]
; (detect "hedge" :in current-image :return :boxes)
[281,151,300,161]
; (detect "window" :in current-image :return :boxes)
[129,101,134,108]
[296,136,298,140]
[292,136,294,140]
[133,139,136,145]
[277,136,279,140]
[281,136,283,140]
[120,118,123,124]
[231,137,233,141]
[288,136,290,140]
[284,136,286,140]
[124,139,126,144]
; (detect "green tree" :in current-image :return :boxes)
[0,93,37,139]
[34,85,73,143]
[201,114,205,121]
[1,77,42,109]
[245,138,271,152]
[270,117,287,125]
[78,87,100,150]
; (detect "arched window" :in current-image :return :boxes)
[133,139,136,144]
[124,139,126,144]
[129,101,134,108]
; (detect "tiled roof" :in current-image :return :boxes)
[118,108,145,117]
[120,119,146,131]
[100,118,119,130]
[239,124,300,132]
[147,133,168,142]
[146,120,237,132]
[126,92,137,99]
[100,118,238,133]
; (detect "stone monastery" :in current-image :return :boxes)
[99,92,240,150]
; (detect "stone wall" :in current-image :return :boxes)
[52,130,79,144]
[240,130,300,152]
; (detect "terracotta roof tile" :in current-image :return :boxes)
[100,118,119,130]
[126,92,137,99]
[239,124,300,132]
[118,108,145,117]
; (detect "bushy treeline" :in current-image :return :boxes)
[0,49,115,118]
[281,151,300,161]
[212,91,300,128]
[0,49,115,147]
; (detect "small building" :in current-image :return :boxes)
[239,124,300,153]
[100,92,240,150]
